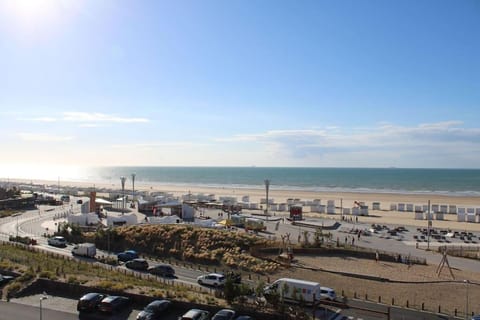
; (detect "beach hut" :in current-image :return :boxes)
[440,205,448,214]
[327,200,335,207]
[249,203,259,210]
[278,203,287,211]
[406,204,414,212]
[352,207,360,216]
[476,208,480,215]
[457,208,466,222]
[313,199,321,205]
[432,204,439,213]
[467,213,476,223]
[449,205,457,214]
[360,206,369,216]
[467,208,475,215]
[242,195,250,203]
[270,204,278,211]
[390,204,397,211]
[372,202,381,210]
[317,205,326,213]
[422,205,428,213]
[435,212,444,220]
[343,208,351,215]
[414,206,423,213]
[398,203,405,212]
[414,211,424,220]
[327,206,336,214]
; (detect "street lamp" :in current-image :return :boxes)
[39,294,48,320]
[264,179,270,220]
[131,173,136,204]
[120,176,126,215]
[464,279,469,320]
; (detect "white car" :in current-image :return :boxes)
[320,286,336,301]
[47,236,67,247]
[196,273,226,287]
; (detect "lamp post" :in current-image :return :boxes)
[131,173,136,203]
[120,176,126,215]
[465,279,469,320]
[39,295,48,320]
[264,179,270,221]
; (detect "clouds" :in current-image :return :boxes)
[23,112,149,125]
[4,111,480,168]
[220,121,480,167]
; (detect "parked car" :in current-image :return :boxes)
[235,316,254,320]
[99,295,131,314]
[148,264,175,277]
[178,308,210,320]
[212,309,236,320]
[136,299,171,320]
[0,274,14,286]
[47,236,67,247]
[197,273,226,287]
[117,250,139,262]
[320,286,336,301]
[125,258,149,271]
[77,292,106,313]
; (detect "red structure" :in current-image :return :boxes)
[290,205,303,221]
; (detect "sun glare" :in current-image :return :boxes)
[1,0,82,36]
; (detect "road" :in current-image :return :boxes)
[0,301,78,320]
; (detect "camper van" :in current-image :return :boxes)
[230,214,246,227]
[264,278,322,304]
[245,218,266,232]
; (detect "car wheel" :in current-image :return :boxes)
[198,280,203,284]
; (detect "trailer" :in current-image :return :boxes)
[264,278,321,304]
[72,243,96,258]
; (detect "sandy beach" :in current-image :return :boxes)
[8,178,480,232]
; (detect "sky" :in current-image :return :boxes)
[0,0,479,176]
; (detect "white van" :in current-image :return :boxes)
[264,278,322,304]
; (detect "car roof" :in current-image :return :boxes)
[207,273,225,277]
[183,308,205,316]
[102,295,127,302]
[147,299,171,308]
[81,292,103,299]
[216,309,235,315]
[131,258,147,262]
[320,286,334,291]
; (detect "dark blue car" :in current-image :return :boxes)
[117,250,139,262]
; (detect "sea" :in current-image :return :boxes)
[3,166,480,197]
[74,167,480,197]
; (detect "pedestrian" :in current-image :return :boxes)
[352,238,355,246]
[344,236,347,244]
[356,216,358,223]
[336,237,340,247]
[375,250,379,263]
